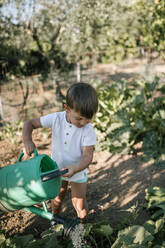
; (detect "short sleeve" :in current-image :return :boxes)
[40,113,57,128]
[82,124,97,147]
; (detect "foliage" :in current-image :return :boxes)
[0,120,23,144]
[144,186,165,248]
[83,221,113,247]
[145,186,165,220]
[1,186,165,247]
[93,76,165,165]
[0,0,165,77]
[136,0,165,60]
[111,225,154,248]
[0,0,73,76]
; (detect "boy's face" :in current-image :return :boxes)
[65,104,91,128]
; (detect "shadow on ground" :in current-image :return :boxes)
[61,152,165,227]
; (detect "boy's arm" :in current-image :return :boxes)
[23,118,42,156]
[62,145,94,178]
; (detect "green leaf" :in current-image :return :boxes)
[0,234,6,245]
[12,234,34,248]
[112,225,154,247]
[143,220,155,235]
[134,94,145,105]
[93,224,113,237]
[45,233,60,248]
[41,224,63,237]
[155,218,164,234]
[83,223,93,237]
[133,118,144,130]
[159,110,165,119]
[152,210,164,220]
[153,245,165,248]
[142,131,159,161]
[156,203,165,211]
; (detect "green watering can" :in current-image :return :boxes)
[0,150,80,236]
[0,149,67,212]
[0,150,79,236]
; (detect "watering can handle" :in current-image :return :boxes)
[18,149,38,162]
[41,169,69,182]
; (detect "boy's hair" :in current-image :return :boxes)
[66,83,98,119]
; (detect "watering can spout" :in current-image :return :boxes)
[51,214,81,237]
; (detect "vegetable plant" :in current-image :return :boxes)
[93,77,165,165]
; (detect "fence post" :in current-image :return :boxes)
[77,62,81,82]
[0,96,4,120]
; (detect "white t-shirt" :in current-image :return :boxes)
[40,111,97,182]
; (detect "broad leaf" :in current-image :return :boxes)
[112,225,154,247]
[93,224,113,237]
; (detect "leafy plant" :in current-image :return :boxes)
[145,186,165,220]
[84,221,113,247]
[144,186,165,248]
[111,225,154,248]
[0,120,23,144]
[93,77,165,165]
[1,186,165,248]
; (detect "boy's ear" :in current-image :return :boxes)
[64,104,70,112]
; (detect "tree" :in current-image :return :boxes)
[0,0,73,75]
[136,0,165,60]
[0,0,165,75]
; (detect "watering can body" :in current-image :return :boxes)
[0,150,63,212]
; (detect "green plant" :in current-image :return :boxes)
[1,186,165,248]
[83,221,113,247]
[0,120,23,144]
[116,201,141,231]
[93,77,165,165]
[144,186,165,248]
[145,186,165,220]
[111,225,154,248]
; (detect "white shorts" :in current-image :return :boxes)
[62,171,88,183]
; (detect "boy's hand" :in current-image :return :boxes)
[24,140,36,156]
[23,118,41,156]
[61,166,76,178]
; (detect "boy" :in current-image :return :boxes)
[23,82,98,222]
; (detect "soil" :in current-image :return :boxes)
[0,58,165,238]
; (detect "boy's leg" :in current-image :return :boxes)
[51,180,68,214]
[70,182,88,220]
